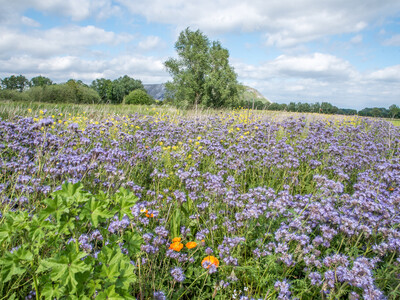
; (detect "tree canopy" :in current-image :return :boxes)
[164,28,239,109]
[90,75,144,104]
[31,76,53,87]
[1,75,30,92]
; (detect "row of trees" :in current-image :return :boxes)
[1,75,53,91]
[1,73,398,118]
[243,101,400,118]
[0,75,154,105]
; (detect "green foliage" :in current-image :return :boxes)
[31,76,53,87]
[164,28,240,109]
[26,81,101,104]
[91,78,113,103]
[91,76,144,104]
[124,89,154,105]
[389,104,400,118]
[0,89,30,101]
[0,182,142,298]
[1,75,30,92]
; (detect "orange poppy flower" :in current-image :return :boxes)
[389,187,394,191]
[201,256,219,268]
[185,241,197,249]
[172,237,182,243]
[145,212,154,218]
[169,242,184,252]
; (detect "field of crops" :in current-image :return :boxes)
[0,103,399,299]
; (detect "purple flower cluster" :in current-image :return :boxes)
[1,110,399,298]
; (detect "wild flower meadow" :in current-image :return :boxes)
[0,105,399,299]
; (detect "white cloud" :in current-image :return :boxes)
[117,0,400,47]
[138,36,165,51]
[234,53,357,81]
[0,25,133,58]
[0,54,169,84]
[233,54,400,109]
[21,16,40,27]
[368,65,400,81]
[350,34,363,44]
[0,0,120,24]
[383,34,400,46]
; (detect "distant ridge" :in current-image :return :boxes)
[143,84,166,101]
[240,85,271,104]
[143,83,271,104]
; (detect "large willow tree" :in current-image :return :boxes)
[164,28,240,109]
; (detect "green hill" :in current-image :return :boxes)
[239,85,271,104]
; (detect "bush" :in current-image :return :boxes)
[25,84,101,104]
[124,89,154,105]
[0,89,30,101]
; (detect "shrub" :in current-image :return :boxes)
[124,89,154,105]
[0,89,30,101]
[25,84,101,104]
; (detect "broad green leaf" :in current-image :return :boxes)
[0,247,32,283]
[80,197,113,227]
[29,215,54,243]
[96,244,136,289]
[115,262,136,290]
[0,259,25,283]
[96,285,125,300]
[112,188,138,219]
[41,282,66,300]
[86,279,102,297]
[37,244,91,292]
[123,231,143,256]
[41,195,69,222]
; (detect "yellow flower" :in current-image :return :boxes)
[185,242,197,249]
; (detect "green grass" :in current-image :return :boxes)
[389,119,400,126]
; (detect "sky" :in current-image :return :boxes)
[0,1,399,109]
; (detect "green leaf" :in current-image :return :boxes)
[123,231,143,256]
[0,211,30,243]
[29,215,54,244]
[112,188,138,219]
[41,282,66,300]
[98,245,124,281]
[170,207,181,238]
[80,197,113,227]
[96,285,125,300]
[0,247,33,283]
[37,244,91,293]
[86,279,102,297]
[96,244,136,289]
[41,195,69,222]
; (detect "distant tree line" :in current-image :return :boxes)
[0,74,399,118]
[0,74,154,105]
